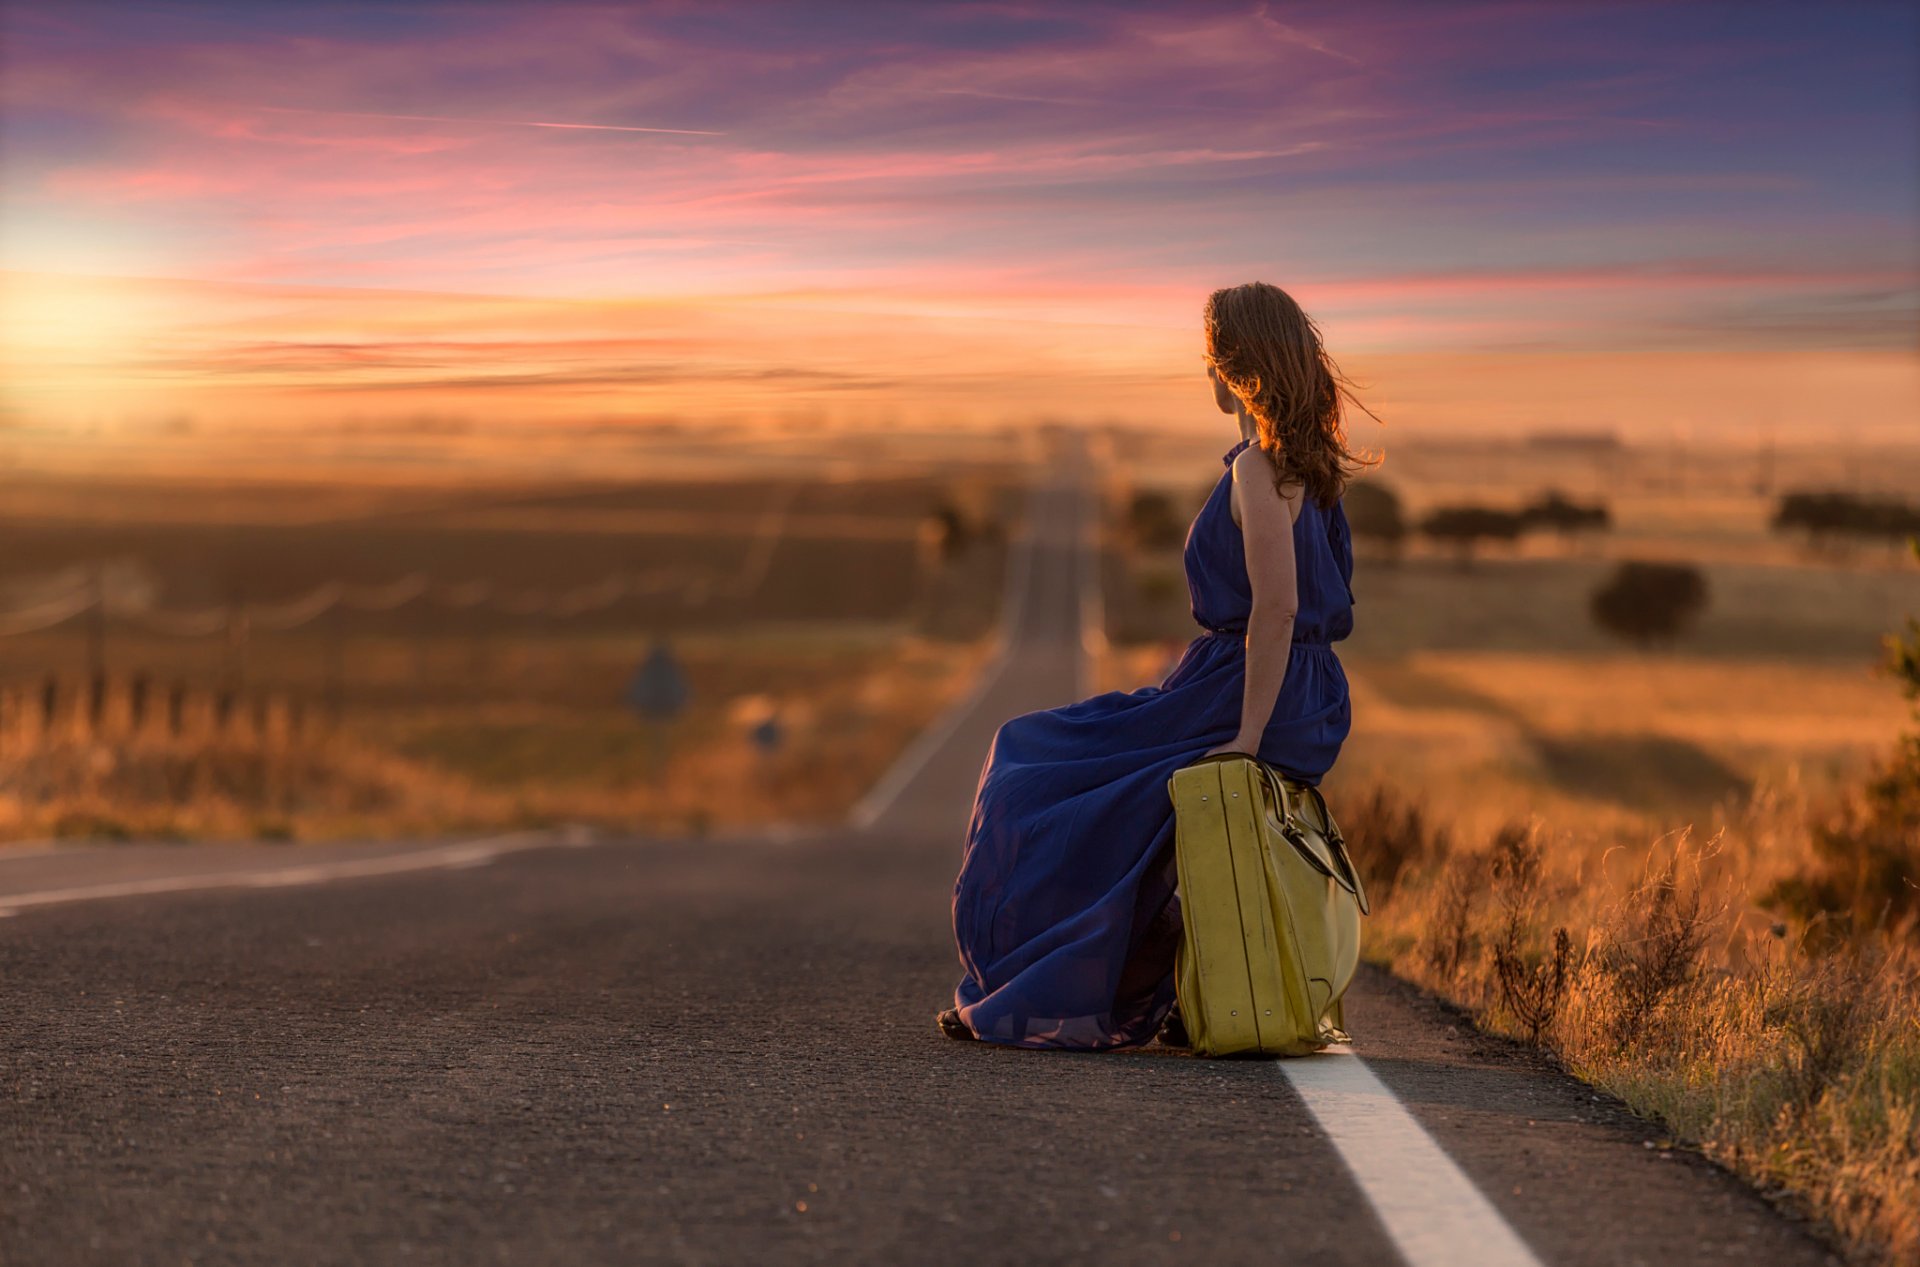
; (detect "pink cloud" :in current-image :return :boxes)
[2,1,1912,443]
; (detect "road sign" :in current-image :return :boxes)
[626,640,690,721]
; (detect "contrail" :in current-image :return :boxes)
[251,104,725,136]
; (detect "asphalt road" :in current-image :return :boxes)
[0,458,1840,1266]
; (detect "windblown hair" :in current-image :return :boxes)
[1202,281,1381,508]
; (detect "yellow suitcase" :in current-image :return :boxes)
[1167,753,1369,1057]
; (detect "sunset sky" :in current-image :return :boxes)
[2,0,1916,453]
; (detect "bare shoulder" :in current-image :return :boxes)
[1230,445,1305,522]
[1229,440,1270,476]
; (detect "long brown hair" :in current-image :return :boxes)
[1202,281,1380,507]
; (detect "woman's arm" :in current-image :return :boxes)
[1203,445,1303,757]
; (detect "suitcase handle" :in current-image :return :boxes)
[1261,766,1370,916]
[1179,753,1371,915]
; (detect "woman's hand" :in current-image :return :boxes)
[1202,734,1261,760]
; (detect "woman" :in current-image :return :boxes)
[940,281,1377,1050]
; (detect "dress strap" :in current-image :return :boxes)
[1223,436,1256,466]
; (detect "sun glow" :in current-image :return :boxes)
[0,2,1911,453]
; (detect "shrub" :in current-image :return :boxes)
[1762,954,1877,1114]
[1423,848,1492,984]
[1482,820,1572,1043]
[1418,505,1526,566]
[1589,560,1709,647]
[1344,480,1408,554]
[1764,546,1920,943]
[1764,775,1920,947]
[1519,489,1611,538]
[1594,848,1717,1049]
[1773,490,1920,550]
[1495,923,1573,1044]
[1125,490,1189,551]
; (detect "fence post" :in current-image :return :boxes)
[324,611,345,725]
[86,671,107,735]
[226,593,250,691]
[87,562,107,701]
[129,672,150,734]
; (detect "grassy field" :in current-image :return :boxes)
[0,467,1019,641]
[2,632,998,842]
[0,452,1023,841]
[1098,436,1920,822]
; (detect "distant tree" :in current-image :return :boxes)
[1344,480,1408,558]
[1773,491,1859,547]
[1418,505,1526,567]
[1126,490,1188,551]
[1589,561,1709,648]
[1772,490,1920,552]
[1519,489,1610,539]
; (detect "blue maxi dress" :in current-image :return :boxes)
[949,435,1356,1050]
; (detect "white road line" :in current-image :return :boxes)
[0,842,64,862]
[847,480,1042,833]
[0,830,568,916]
[1278,1045,1545,1267]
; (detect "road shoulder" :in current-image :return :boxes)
[1344,964,1841,1267]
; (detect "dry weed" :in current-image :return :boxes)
[1338,781,1452,909]
[1423,847,1491,987]
[1591,837,1723,1051]
[1494,922,1573,1044]
[1367,788,1920,1264]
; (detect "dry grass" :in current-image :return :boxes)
[1340,767,1920,1263]
[0,459,1018,844]
[0,634,995,843]
[1336,652,1909,844]
[1096,643,1903,842]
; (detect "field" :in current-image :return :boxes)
[0,437,1026,841]
[1099,432,1920,828]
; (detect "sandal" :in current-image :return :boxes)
[935,1007,976,1041]
[1157,1003,1190,1049]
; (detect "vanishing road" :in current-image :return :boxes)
[1,452,1837,1266]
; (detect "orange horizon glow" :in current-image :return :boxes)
[6,268,1916,454]
[2,3,1915,451]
